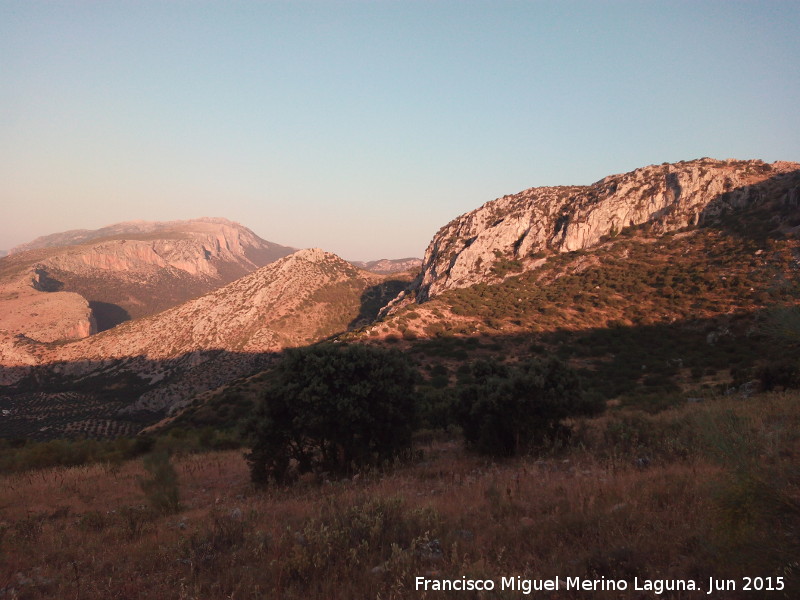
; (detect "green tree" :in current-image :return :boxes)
[246,344,417,484]
[457,357,603,456]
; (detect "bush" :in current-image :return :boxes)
[456,357,603,456]
[757,359,800,391]
[138,450,181,514]
[246,344,418,484]
[0,436,161,475]
[415,387,456,430]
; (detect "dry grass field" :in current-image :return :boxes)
[2,391,798,599]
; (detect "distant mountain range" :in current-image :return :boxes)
[0,218,296,338]
[349,258,422,274]
[1,157,798,439]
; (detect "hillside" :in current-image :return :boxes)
[165,159,800,437]
[3,158,800,439]
[0,218,295,338]
[330,159,799,424]
[2,159,800,599]
[408,158,799,302]
[0,249,410,438]
[3,390,799,599]
[49,248,391,361]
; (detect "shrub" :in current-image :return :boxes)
[704,407,800,588]
[761,306,800,344]
[0,436,159,475]
[138,450,181,514]
[757,359,800,391]
[246,344,418,484]
[430,364,448,377]
[284,496,440,581]
[429,374,449,389]
[415,387,456,430]
[456,357,603,456]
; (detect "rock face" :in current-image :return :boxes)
[0,279,96,343]
[0,265,97,345]
[20,217,294,280]
[415,159,800,301]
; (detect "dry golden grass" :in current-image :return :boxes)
[2,393,798,599]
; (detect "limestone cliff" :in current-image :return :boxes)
[29,217,294,280]
[414,159,800,301]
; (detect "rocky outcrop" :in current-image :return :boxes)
[415,159,800,301]
[0,331,42,378]
[0,276,96,344]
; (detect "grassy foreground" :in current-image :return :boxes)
[1,392,798,599]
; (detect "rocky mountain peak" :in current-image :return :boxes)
[12,217,293,279]
[412,158,800,301]
[289,248,333,263]
[10,217,253,254]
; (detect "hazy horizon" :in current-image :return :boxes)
[2,1,799,261]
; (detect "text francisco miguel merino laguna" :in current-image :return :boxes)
[415,575,786,595]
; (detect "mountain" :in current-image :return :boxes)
[410,158,800,302]
[3,158,800,440]
[344,158,800,418]
[8,217,285,260]
[173,158,800,437]
[349,257,422,274]
[48,248,390,361]
[0,218,295,339]
[0,249,410,437]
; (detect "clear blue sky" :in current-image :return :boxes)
[2,1,798,260]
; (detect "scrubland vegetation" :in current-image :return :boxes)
[1,389,798,599]
[3,216,799,598]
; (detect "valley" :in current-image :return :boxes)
[2,159,799,439]
[1,158,799,599]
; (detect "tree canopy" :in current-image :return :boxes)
[246,343,417,484]
[457,357,603,456]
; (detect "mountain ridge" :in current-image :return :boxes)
[3,157,800,439]
[0,218,296,341]
[407,158,800,303]
[9,217,272,254]
[349,257,422,274]
[0,247,411,423]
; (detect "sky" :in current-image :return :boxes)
[2,1,799,261]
